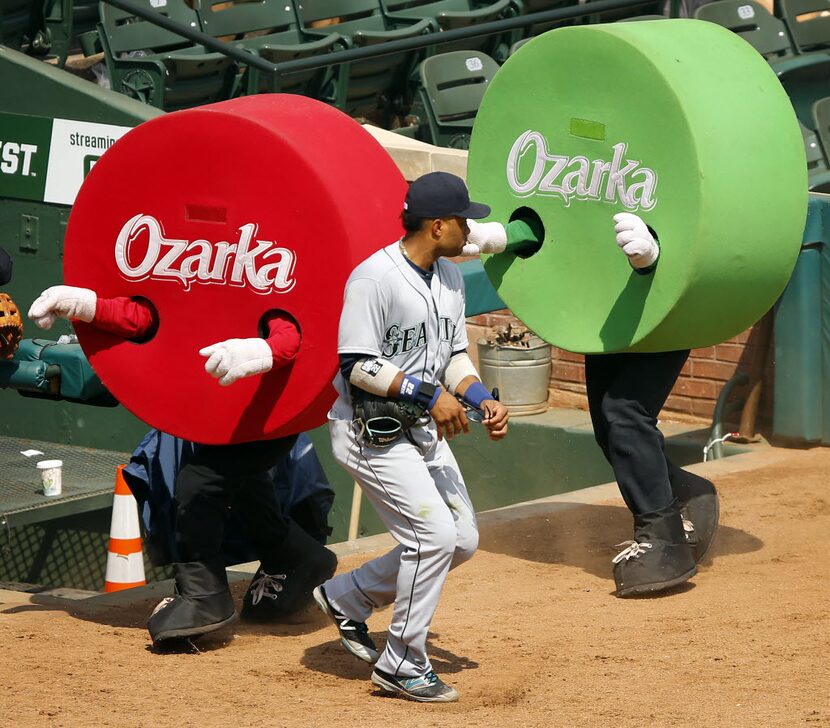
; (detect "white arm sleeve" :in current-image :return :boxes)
[349,357,402,396]
[443,352,479,394]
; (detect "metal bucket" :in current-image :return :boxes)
[476,336,551,416]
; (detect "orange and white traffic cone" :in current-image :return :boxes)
[104,465,146,592]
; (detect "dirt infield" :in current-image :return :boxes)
[2,446,828,728]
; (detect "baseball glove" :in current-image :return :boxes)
[0,291,23,360]
[351,388,427,447]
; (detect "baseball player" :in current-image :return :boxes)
[312,172,509,703]
[464,213,719,597]
[27,288,337,644]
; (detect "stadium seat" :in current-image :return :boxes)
[97,0,237,111]
[42,0,100,66]
[692,0,830,130]
[197,0,343,97]
[381,0,520,58]
[809,97,830,190]
[693,0,794,59]
[406,49,499,148]
[777,0,830,54]
[508,34,529,54]
[296,0,434,120]
[775,55,830,128]
[520,0,580,36]
[0,0,45,52]
[618,13,668,20]
[583,0,663,24]
[522,0,572,8]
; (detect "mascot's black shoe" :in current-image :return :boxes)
[612,499,697,598]
[669,465,720,563]
[241,521,338,623]
[147,560,237,645]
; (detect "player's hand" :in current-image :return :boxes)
[613,213,659,269]
[28,285,97,329]
[481,399,509,440]
[199,338,273,386]
[461,219,508,256]
[430,389,470,441]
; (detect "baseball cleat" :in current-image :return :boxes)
[371,668,459,703]
[313,585,379,663]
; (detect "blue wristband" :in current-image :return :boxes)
[399,374,440,410]
[399,374,420,403]
[462,381,492,410]
[421,384,441,410]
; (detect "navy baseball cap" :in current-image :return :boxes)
[403,172,491,219]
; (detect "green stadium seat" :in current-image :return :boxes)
[0,0,44,51]
[197,0,343,97]
[42,0,100,66]
[692,0,830,130]
[508,34,529,54]
[97,0,237,111]
[381,0,520,59]
[777,0,830,54]
[773,55,830,128]
[520,0,580,36]
[809,97,830,190]
[694,0,794,59]
[512,12,666,54]
[522,0,575,12]
[583,0,663,24]
[296,0,434,119]
[407,49,499,148]
[618,13,668,20]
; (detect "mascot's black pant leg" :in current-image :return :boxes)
[174,457,230,564]
[223,436,338,622]
[228,436,297,565]
[175,437,296,563]
[150,438,301,642]
[585,349,690,517]
[586,350,702,596]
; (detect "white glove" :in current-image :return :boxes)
[199,338,273,386]
[28,285,97,329]
[462,219,508,256]
[613,213,659,269]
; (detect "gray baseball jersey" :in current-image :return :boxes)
[322,238,479,680]
[329,240,468,421]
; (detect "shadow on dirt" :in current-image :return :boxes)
[0,584,335,643]
[478,500,763,582]
[301,632,478,680]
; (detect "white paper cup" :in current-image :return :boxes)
[37,460,63,497]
